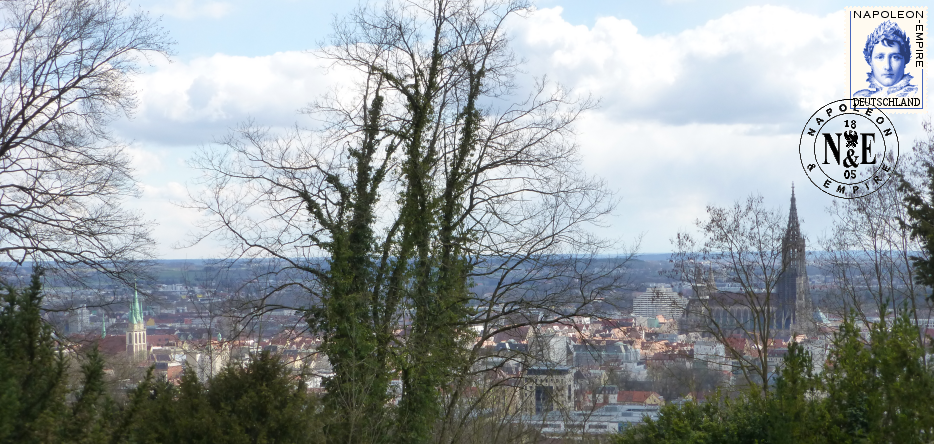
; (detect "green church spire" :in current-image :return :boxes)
[130,283,143,325]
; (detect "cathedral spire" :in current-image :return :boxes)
[787,183,800,237]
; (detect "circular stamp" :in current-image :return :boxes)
[799,99,899,199]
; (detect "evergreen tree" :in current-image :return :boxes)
[823,312,934,443]
[65,347,120,444]
[127,351,322,444]
[206,351,322,444]
[898,164,934,302]
[614,312,934,444]
[0,269,68,443]
[0,269,118,444]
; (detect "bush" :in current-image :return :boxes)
[615,312,934,444]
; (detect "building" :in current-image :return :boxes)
[126,285,147,360]
[774,185,815,335]
[516,404,659,435]
[527,327,573,367]
[180,334,231,383]
[682,187,816,338]
[67,305,91,334]
[694,340,728,371]
[633,285,688,319]
[520,366,574,415]
[617,390,665,407]
[573,342,640,367]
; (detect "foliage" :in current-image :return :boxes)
[898,121,934,303]
[0,268,67,442]
[614,312,934,444]
[668,193,803,394]
[126,351,323,444]
[822,310,934,443]
[900,171,934,302]
[0,270,325,443]
[186,0,627,442]
[0,269,118,443]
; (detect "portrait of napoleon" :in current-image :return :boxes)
[853,20,917,98]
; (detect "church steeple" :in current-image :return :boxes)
[782,184,804,264]
[776,184,813,334]
[126,283,147,360]
[130,283,143,325]
[787,183,800,238]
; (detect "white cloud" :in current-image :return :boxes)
[508,6,847,126]
[125,145,165,176]
[122,5,848,146]
[139,181,188,200]
[115,5,929,257]
[494,5,900,253]
[152,0,232,20]
[116,51,357,146]
[574,112,825,251]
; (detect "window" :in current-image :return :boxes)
[535,386,554,414]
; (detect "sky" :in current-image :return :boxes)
[115,0,932,259]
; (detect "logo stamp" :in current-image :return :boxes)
[847,7,927,113]
[799,99,899,199]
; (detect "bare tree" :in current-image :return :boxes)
[818,121,934,352]
[818,181,928,323]
[186,0,634,441]
[668,193,809,395]
[0,0,171,288]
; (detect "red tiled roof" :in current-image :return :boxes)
[99,335,126,355]
[148,334,178,346]
[617,391,660,404]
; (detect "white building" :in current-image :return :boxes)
[802,338,830,374]
[633,285,688,319]
[518,404,660,435]
[68,305,91,334]
[183,341,231,383]
[694,340,728,371]
[527,328,573,367]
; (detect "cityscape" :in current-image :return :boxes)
[19,187,930,439]
[0,0,931,443]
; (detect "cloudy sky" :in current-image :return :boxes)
[117,0,931,259]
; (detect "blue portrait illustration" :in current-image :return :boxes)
[853,20,917,98]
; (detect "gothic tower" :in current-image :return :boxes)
[126,284,147,360]
[775,185,813,334]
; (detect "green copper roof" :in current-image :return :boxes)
[130,284,144,325]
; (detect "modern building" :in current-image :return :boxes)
[633,285,688,319]
[516,404,660,435]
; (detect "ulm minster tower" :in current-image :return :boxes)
[775,186,814,335]
[683,187,816,338]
